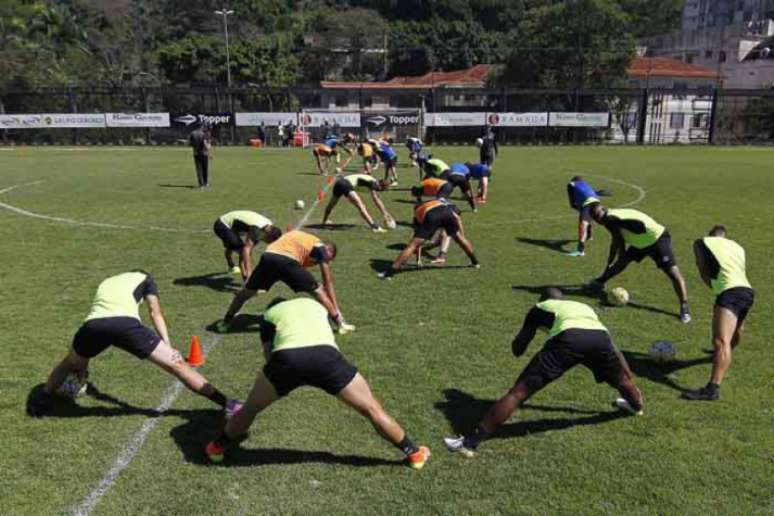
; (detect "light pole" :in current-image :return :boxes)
[214,7,234,87]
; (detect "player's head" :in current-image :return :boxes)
[589,203,606,223]
[264,225,282,243]
[376,179,390,191]
[540,287,563,301]
[708,224,727,237]
[321,241,337,261]
[571,175,584,182]
[411,186,423,198]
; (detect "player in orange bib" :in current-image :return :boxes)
[378,200,479,278]
[312,144,338,175]
[411,177,453,200]
[223,230,355,333]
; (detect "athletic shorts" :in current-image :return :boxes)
[72,317,161,359]
[579,205,595,223]
[624,231,676,270]
[480,151,495,166]
[264,345,358,397]
[332,178,354,198]
[443,174,471,192]
[246,252,318,293]
[213,219,244,251]
[414,206,459,240]
[715,287,755,323]
[381,155,398,167]
[516,329,627,391]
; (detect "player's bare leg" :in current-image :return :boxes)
[370,191,394,225]
[224,373,279,439]
[346,192,377,227]
[322,195,340,224]
[147,342,228,406]
[710,306,739,385]
[44,348,89,394]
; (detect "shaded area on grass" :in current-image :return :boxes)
[622,351,711,393]
[169,409,398,468]
[516,237,575,254]
[205,313,262,334]
[435,388,625,438]
[174,272,240,293]
[158,183,196,189]
[304,223,358,231]
[369,258,472,275]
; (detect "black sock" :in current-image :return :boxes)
[706,382,720,393]
[680,300,689,311]
[204,388,228,408]
[462,426,489,449]
[577,241,585,253]
[396,435,419,456]
[469,254,479,265]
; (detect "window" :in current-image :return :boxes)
[692,113,709,128]
[670,113,685,129]
[362,95,373,108]
[705,50,713,58]
[719,51,727,62]
[335,95,348,107]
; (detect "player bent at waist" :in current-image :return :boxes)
[322,174,395,232]
[214,210,282,280]
[444,288,643,457]
[223,230,355,333]
[29,271,240,417]
[312,144,338,175]
[378,200,479,278]
[205,298,431,470]
[682,225,755,401]
[588,204,691,323]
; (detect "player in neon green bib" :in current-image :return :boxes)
[682,225,755,401]
[589,204,691,323]
[444,288,643,457]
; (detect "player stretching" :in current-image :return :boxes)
[378,199,479,277]
[465,162,492,203]
[206,298,430,469]
[589,204,691,323]
[213,210,282,280]
[419,156,450,179]
[406,137,423,167]
[223,230,355,333]
[358,141,379,174]
[312,143,338,175]
[682,225,754,401]
[444,288,643,457]
[322,174,395,232]
[411,177,453,201]
[324,133,356,168]
[29,271,240,417]
[566,175,603,257]
[376,140,399,185]
[440,162,477,212]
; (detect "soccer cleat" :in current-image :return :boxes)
[205,440,226,462]
[470,262,481,269]
[390,181,399,187]
[230,266,241,275]
[406,446,431,470]
[566,251,585,257]
[586,279,605,291]
[680,386,719,401]
[430,256,447,265]
[613,398,643,416]
[443,436,477,458]
[372,227,387,233]
[679,309,692,324]
[337,322,356,334]
[377,271,393,280]
[224,398,244,420]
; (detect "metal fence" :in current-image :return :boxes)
[1,85,774,145]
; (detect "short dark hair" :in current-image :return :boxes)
[571,175,583,182]
[540,287,563,301]
[708,225,727,237]
[264,225,282,243]
[411,186,423,198]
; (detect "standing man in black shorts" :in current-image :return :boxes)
[444,288,643,457]
[29,271,240,417]
[321,174,395,232]
[682,225,755,401]
[223,230,355,333]
[205,297,431,469]
[378,199,479,277]
[213,210,282,280]
[189,123,212,188]
[479,126,498,169]
[589,204,691,323]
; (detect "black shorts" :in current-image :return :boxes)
[516,329,627,391]
[414,206,460,240]
[332,178,354,198]
[436,182,454,198]
[624,231,676,270]
[264,345,358,397]
[715,287,755,323]
[443,174,471,192]
[213,219,244,251]
[246,252,319,293]
[480,151,495,166]
[72,317,161,359]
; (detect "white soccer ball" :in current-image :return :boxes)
[56,373,87,399]
[385,218,396,229]
[475,137,484,147]
[294,199,305,210]
[649,340,677,362]
[607,287,630,306]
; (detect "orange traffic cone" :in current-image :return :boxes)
[186,336,206,367]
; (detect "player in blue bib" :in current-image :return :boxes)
[377,141,398,186]
[566,175,605,256]
[406,137,423,167]
[440,162,477,211]
[464,162,492,203]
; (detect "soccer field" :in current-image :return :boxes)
[1,145,772,515]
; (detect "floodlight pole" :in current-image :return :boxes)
[214,8,234,88]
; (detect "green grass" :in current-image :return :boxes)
[0,145,772,515]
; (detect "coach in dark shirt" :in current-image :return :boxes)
[189,124,212,187]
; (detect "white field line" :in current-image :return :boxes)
[293,178,333,230]
[70,333,223,516]
[0,181,206,234]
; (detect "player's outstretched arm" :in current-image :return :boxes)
[511,308,541,356]
[146,295,171,347]
[693,239,713,288]
[319,263,342,316]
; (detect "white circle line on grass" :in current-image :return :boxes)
[70,333,223,516]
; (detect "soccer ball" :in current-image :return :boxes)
[475,137,484,147]
[56,373,87,399]
[294,199,305,210]
[385,218,396,230]
[607,287,630,306]
[649,340,677,362]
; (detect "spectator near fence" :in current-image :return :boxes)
[189,124,212,188]
[257,122,267,146]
